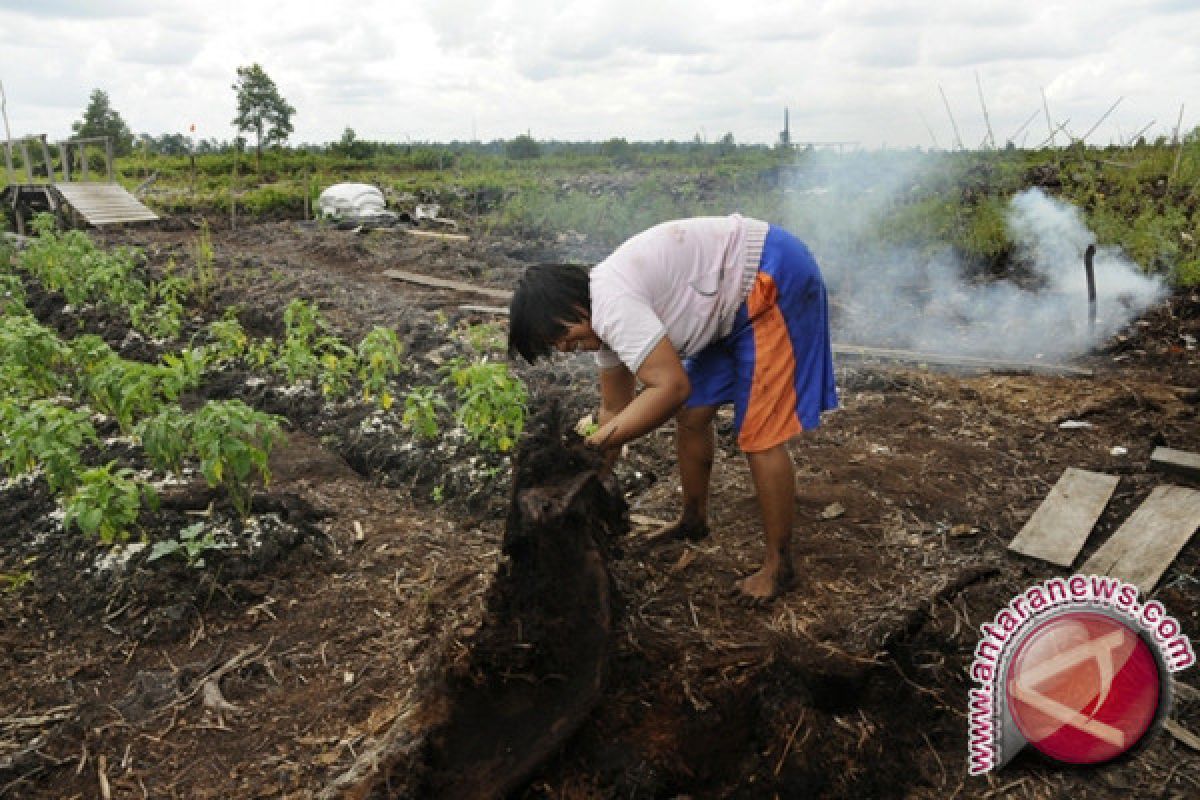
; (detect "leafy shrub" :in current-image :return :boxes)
[0,398,97,493]
[356,326,404,409]
[402,386,445,440]
[444,358,526,452]
[0,315,68,395]
[64,462,155,544]
[190,400,283,516]
[135,405,192,475]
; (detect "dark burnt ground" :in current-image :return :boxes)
[0,218,1197,799]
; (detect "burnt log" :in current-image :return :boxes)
[322,410,627,800]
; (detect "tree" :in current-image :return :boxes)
[505,133,541,160]
[231,64,295,171]
[71,89,134,155]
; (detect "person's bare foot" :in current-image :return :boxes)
[654,515,710,542]
[734,562,794,604]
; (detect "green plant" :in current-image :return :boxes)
[85,358,172,432]
[190,399,283,516]
[0,398,97,493]
[63,462,156,544]
[444,358,527,452]
[0,315,68,395]
[131,264,189,339]
[459,322,505,353]
[0,271,27,315]
[148,521,231,568]
[402,385,445,440]
[356,326,405,409]
[0,569,33,593]
[278,298,323,382]
[317,340,357,400]
[206,311,249,366]
[192,222,217,309]
[135,405,192,475]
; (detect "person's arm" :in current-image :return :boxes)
[598,365,636,427]
[595,364,636,469]
[587,338,689,451]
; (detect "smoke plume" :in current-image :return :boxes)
[786,155,1167,363]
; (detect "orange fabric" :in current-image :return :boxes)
[739,272,802,452]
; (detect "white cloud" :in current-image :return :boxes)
[0,0,1195,146]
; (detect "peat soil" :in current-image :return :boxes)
[0,218,1198,799]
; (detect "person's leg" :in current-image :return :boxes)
[738,442,796,600]
[658,404,718,540]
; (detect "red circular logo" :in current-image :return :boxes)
[1005,611,1161,765]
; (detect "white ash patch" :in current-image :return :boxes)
[0,470,41,492]
[244,376,268,389]
[93,542,147,574]
[358,410,401,435]
[274,383,318,398]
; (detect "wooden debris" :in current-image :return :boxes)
[1151,447,1200,480]
[459,304,508,315]
[404,228,469,242]
[1081,485,1200,593]
[1008,468,1119,567]
[382,269,512,301]
[832,343,1093,377]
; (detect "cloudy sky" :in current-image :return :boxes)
[0,0,1196,149]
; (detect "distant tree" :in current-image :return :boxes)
[717,131,736,156]
[601,137,633,164]
[231,64,296,171]
[146,132,191,156]
[71,89,134,155]
[505,133,541,160]
[332,127,372,159]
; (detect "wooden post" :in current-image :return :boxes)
[80,141,89,181]
[105,137,113,182]
[0,80,13,183]
[975,72,995,149]
[938,84,964,150]
[1041,87,1056,147]
[1084,244,1097,336]
[231,143,238,231]
[1169,104,1186,188]
[61,141,71,182]
[36,135,52,181]
[1079,97,1124,145]
[19,140,33,182]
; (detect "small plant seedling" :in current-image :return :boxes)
[356,326,405,409]
[64,462,158,544]
[148,522,231,568]
[402,386,446,440]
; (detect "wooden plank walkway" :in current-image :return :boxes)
[1081,485,1200,593]
[54,182,158,226]
[1008,468,1119,567]
[1151,447,1200,480]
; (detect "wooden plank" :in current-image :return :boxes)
[832,343,1093,377]
[459,304,509,315]
[1151,447,1200,480]
[1009,468,1119,567]
[405,228,468,242]
[1081,485,1200,593]
[382,269,513,300]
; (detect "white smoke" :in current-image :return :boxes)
[787,156,1167,362]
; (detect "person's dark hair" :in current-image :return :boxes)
[508,263,591,363]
